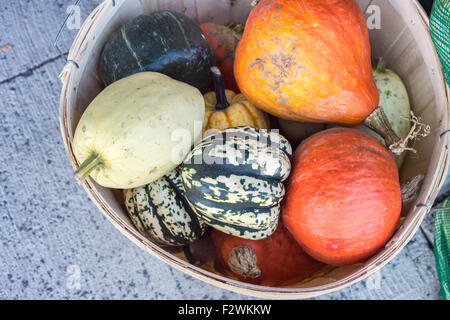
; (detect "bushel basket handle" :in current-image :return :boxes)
[53,0,117,71]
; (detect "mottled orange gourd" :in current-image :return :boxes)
[200,23,241,92]
[282,128,402,266]
[234,0,379,125]
[211,222,323,286]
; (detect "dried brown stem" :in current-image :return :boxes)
[228,246,261,278]
[364,108,430,156]
[394,111,431,153]
[364,106,403,154]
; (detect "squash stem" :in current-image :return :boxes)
[228,245,261,278]
[374,58,386,73]
[363,106,404,155]
[74,151,104,184]
[210,66,230,111]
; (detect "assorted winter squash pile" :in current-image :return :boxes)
[72,0,430,286]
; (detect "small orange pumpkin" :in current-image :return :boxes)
[203,67,270,134]
[234,0,379,125]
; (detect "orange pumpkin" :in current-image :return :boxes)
[234,0,379,125]
[282,128,402,266]
[211,221,323,286]
[200,23,241,92]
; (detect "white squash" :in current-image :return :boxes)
[372,61,411,139]
[72,72,205,189]
[363,61,411,168]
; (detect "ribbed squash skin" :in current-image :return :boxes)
[203,90,270,134]
[282,128,401,266]
[234,0,379,124]
[181,127,292,240]
[124,170,208,246]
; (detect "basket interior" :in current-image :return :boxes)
[63,0,448,293]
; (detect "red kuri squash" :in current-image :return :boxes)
[211,221,323,286]
[234,0,379,125]
[282,128,402,266]
[200,23,241,92]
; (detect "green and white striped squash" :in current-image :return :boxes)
[181,127,292,240]
[124,170,208,246]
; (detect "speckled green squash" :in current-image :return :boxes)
[181,127,292,240]
[100,10,214,92]
[124,170,209,246]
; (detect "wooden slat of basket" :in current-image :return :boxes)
[368,0,409,60]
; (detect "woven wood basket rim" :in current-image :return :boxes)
[58,0,450,299]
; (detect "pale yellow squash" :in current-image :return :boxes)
[354,62,412,168]
[72,72,204,189]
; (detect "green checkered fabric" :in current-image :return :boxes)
[430,0,450,85]
[435,200,450,300]
[431,0,450,300]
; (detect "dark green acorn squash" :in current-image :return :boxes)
[124,170,209,246]
[99,10,214,92]
[181,127,292,240]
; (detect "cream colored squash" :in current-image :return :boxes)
[72,72,204,189]
[355,62,412,168]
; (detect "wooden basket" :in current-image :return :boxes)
[58,0,450,299]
